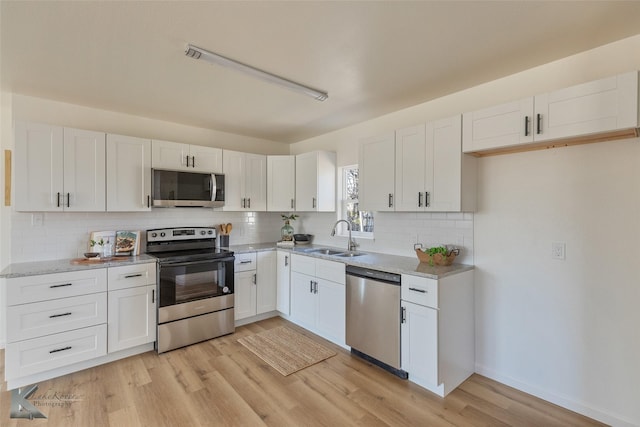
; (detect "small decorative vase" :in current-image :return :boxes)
[281,220,294,241]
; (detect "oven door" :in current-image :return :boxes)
[158,256,234,308]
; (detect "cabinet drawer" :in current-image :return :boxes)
[291,254,316,276]
[234,252,256,272]
[108,262,156,291]
[7,293,107,343]
[5,324,107,380]
[316,259,345,284]
[7,269,107,305]
[401,274,438,308]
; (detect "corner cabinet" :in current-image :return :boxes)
[107,263,157,353]
[267,155,296,211]
[463,71,640,155]
[151,139,222,173]
[15,122,106,212]
[395,116,476,212]
[295,151,336,212]
[290,254,345,347]
[359,133,396,212]
[106,134,152,211]
[223,150,267,212]
[400,270,474,397]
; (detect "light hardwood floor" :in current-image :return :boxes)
[1,317,604,426]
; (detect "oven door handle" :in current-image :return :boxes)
[159,257,235,268]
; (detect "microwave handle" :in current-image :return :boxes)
[210,174,216,202]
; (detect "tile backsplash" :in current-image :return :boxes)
[11,209,473,265]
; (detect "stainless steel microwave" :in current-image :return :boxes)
[152,169,225,208]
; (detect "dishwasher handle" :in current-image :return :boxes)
[345,265,401,285]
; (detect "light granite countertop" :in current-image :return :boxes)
[228,242,473,280]
[0,254,158,279]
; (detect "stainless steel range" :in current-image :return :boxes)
[146,227,235,353]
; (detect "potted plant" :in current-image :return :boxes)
[280,214,298,242]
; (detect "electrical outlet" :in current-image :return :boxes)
[551,242,566,260]
[31,213,44,227]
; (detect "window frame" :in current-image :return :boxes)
[336,164,374,240]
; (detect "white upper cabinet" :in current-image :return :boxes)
[15,122,106,212]
[267,155,296,211]
[394,116,476,212]
[151,139,222,173]
[295,151,336,212]
[359,133,395,212]
[106,134,152,211]
[463,71,640,155]
[222,150,267,211]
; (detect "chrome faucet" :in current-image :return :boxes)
[331,219,358,251]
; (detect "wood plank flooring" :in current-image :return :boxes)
[0,317,605,426]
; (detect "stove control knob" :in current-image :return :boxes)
[151,232,157,238]
[160,232,166,237]
[207,230,213,235]
[200,230,206,235]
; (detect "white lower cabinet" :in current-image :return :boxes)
[400,270,474,397]
[234,251,277,322]
[276,250,291,315]
[4,262,157,389]
[290,254,345,346]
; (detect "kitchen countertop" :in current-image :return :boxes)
[0,254,158,279]
[229,243,473,280]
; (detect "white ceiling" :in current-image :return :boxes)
[2,1,640,144]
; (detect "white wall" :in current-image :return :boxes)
[290,34,640,426]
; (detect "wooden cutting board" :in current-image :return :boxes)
[70,257,132,265]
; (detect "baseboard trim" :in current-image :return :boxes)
[475,363,637,427]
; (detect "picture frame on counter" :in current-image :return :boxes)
[115,230,140,256]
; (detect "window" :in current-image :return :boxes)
[339,165,373,238]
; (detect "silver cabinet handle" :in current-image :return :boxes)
[291,199,294,209]
[284,255,288,267]
[425,192,430,208]
[388,193,393,208]
[409,287,427,293]
[49,346,72,354]
[192,156,195,168]
[186,156,190,167]
[253,273,257,284]
[312,197,316,209]
[309,280,313,293]
[313,281,318,294]
[125,273,143,278]
[152,289,155,304]
[418,192,423,207]
[49,312,72,319]
[67,193,70,208]
[147,195,151,208]
[57,192,61,207]
[239,260,252,264]
[524,116,530,136]
[401,306,406,324]
[536,113,542,135]
[247,198,251,209]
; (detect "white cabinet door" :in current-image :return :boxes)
[256,251,277,314]
[316,278,345,346]
[15,121,64,211]
[267,155,296,211]
[426,115,463,212]
[106,134,151,211]
[401,300,439,388]
[535,71,639,142]
[295,151,335,212]
[107,285,156,353]
[151,139,188,170]
[245,153,267,212]
[234,270,257,320]
[223,149,246,211]
[63,128,106,212]
[462,98,534,153]
[189,145,223,173]
[276,250,291,315]
[290,271,316,329]
[395,124,427,211]
[359,133,395,211]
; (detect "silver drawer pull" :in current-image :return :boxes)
[239,260,252,264]
[49,312,72,319]
[50,283,72,288]
[49,346,72,354]
[124,273,143,278]
[409,287,427,293]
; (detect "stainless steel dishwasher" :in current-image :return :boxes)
[346,265,408,379]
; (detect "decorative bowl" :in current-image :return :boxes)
[414,244,460,266]
[84,252,100,259]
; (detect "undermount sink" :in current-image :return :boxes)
[308,248,344,255]
[335,252,366,257]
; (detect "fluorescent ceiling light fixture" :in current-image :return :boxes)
[185,44,328,102]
